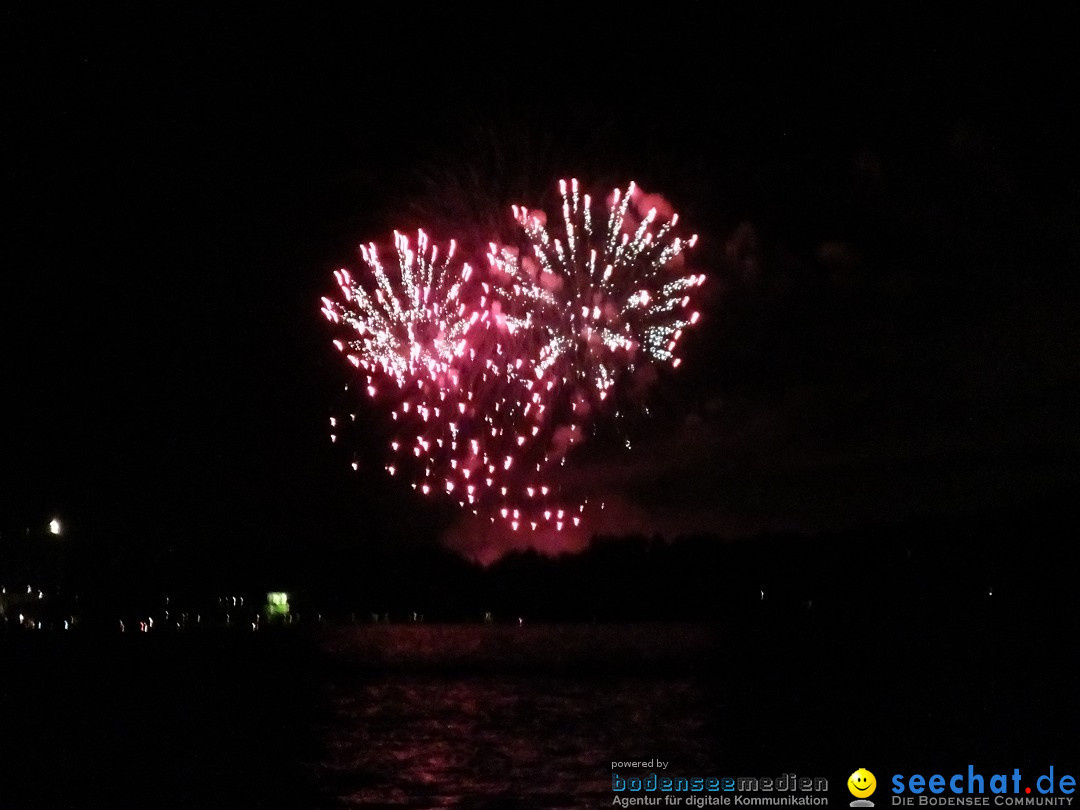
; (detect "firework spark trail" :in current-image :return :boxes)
[322,230,484,503]
[321,229,476,387]
[320,230,568,530]
[488,178,704,407]
[323,180,705,540]
[477,179,705,527]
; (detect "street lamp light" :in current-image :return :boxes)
[49,518,62,536]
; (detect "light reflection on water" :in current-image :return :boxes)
[316,626,719,808]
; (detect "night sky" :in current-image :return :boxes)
[3,9,1078,579]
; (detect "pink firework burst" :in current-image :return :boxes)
[323,180,705,542]
[488,178,704,409]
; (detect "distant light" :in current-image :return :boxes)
[266,592,290,618]
[49,518,62,535]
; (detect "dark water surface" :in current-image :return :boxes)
[2,614,1075,808]
[316,625,721,808]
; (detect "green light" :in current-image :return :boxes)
[265,592,289,617]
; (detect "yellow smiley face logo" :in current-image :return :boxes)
[848,768,877,798]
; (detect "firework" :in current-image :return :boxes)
[322,230,480,498]
[487,178,704,409]
[467,179,705,529]
[323,180,704,539]
[321,229,476,388]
